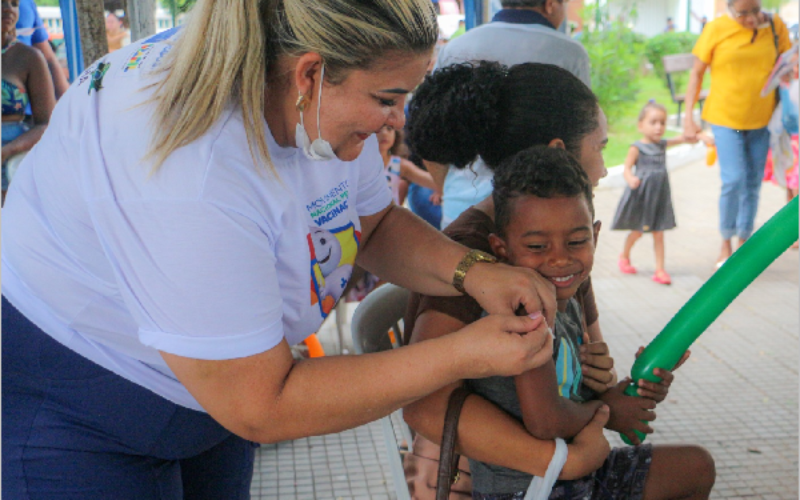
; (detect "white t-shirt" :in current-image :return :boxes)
[2,30,392,411]
[435,22,591,88]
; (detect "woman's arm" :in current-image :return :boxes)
[161,311,550,444]
[1,48,55,163]
[404,309,610,479]
[358,205,557,322]
[682,57,708,140]
[399,158,438,191]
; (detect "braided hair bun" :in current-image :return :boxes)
[407,61,506,168]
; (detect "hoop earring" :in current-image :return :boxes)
[296,94,309,112]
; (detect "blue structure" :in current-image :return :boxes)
[58,0,83,82]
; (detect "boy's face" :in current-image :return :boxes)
[489,194,599,309]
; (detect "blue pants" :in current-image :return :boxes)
[408,183,442,228]
[2,297,257,499]
[711,125,771,241]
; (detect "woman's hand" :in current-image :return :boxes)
[579,332,614,394]
[599,379,657,445]
[560,405,611,480]
[462,261,557,328]
[631,347,690,403]
[453,312,554,379]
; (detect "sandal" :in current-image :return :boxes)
[618,257,637,274]
[652,270,672,285]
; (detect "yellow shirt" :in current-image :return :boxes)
[693,14,792,130]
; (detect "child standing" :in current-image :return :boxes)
[613,101,712,284]
[472,145,715,499]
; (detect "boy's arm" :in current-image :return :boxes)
[515,360,603,440]
[404,309,611,480]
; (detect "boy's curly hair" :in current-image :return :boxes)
[493,146,593,237]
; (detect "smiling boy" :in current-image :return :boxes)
[467,145,716,500]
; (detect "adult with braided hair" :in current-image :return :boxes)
[426,0,591,229]
[403,62,712,499]
[2,1,610,497]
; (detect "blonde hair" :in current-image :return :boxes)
[148,0,438,174]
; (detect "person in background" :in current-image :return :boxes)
[613,101,713,285]
[15,0,68,98]
[2,0,55,203]
[105,11,129,53]
[422,0,591,230]
[763,57,799,249]
[683,0,792,268]
[664,17,676,32]
[378,124,438,207]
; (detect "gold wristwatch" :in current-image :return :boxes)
[452,249,497,294]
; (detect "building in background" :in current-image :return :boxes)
[607,0,798,38]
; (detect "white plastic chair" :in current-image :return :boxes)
[351,283,413,500]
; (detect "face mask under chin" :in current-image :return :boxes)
[296,64,338,161]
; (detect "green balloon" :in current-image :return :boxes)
[621,197,799,444]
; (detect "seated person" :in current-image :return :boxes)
[459,145,716,499]
[3,6,56,203]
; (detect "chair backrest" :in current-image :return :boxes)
[661,53,697,101]
[350,283,413,500]
[351,283,410,355]
[662,53,696,74]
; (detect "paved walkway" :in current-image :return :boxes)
[251,159,798,500]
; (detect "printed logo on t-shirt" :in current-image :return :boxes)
[87,62,111,94]
[150,45,173,70]
[143,26,180,44]
[306,180,350,226]
[123,43,156,72]
[307,224,360,318]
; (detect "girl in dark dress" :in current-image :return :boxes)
[613,101,712,285]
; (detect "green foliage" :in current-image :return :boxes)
[644,32,699,84]
[581,18,646,125]
[158,0,197,14]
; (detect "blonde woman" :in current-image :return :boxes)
[2,0,611,496]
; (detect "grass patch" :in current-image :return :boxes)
[603,71,710,167]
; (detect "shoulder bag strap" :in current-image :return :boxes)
[436,385,472,500]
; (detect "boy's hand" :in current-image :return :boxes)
[580,332,614,394]
[599,379,656,445]
[632,347,690,403]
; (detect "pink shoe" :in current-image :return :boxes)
[652,270,672,285]
[618,257,637,274]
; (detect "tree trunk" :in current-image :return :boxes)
[74,0,108,64]
[128,0,157,43]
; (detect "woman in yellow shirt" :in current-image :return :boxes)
[683,0,791,266]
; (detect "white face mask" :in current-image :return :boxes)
[295,64,337,161]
